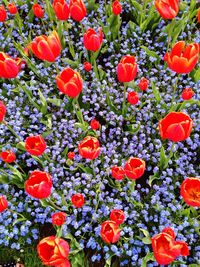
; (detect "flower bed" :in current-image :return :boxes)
[0,0,200,266]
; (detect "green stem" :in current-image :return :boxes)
[2,121,22,142]
[73,97,85,124]
[8,209,27,220]
[65,22,75,58]
[122,83,127,116]
[91,52,99,79]
[170,75,180,110]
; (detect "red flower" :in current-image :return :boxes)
[8,3,18,14]
[198,8,200,23]
[100,220,121,244]
[32,4,44,18]
[0,150,16,163]
[25,171,52,199]
[69,0,86,22]
[116,55,138,83]
[181,88,194,100]
[29,31,61,62]
[0,5,7,22]
[52,212,67,226]
[152,228,189,265]
[71,193,85,208]
[78,136,101,160]
[124,157,146,180]
[90,119,100,130]
[112,1,122,16]
[138,77,149,91]
[67,151,75,160]
[0,101,6,121]
[0,195,8,212]
[56,68,83,98]
[111,166,125,180]
[83,61,92,72]
[164,41,199,74]
[83,28,103,52]
[53,0,69,21]
[180,177,200,207]
[127,91,139,105]
[0,52,22,79]
[37,236,70,266]
[158,112,193,142]
[110,209,125,225]
[55,261,71,267]
[25,135,46,156]
[155,0,179,19]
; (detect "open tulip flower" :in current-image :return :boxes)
[180,177,200,207]
[155,0,179,20]
[0,52,22,79]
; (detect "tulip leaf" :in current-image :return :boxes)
[159,145,169,169]
[47,98,62,107]
[106,92,120,115]
[74,122,88,131]
[16,142,26,151]
[123,122,141,134]
[141,46,160,62]
[142,237,152,245]
[0,174,9,184]
[139,228,150,238]
[151,80,161,104]
[13,217,27,226]
[148,173,160,187]
[141,252,155,267]
[38,89,48,115]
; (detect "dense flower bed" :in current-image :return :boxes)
[0,0,200,266]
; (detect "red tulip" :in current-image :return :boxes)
[56,68,83,98]
[158,112,193,142]
[110,209,125,225]
[0,52,22,79]
[111,166,125,180]
[25,171,52,199]
[164,41,199,74]
[67,151,75,160]
[37,236,70,266]
[69,0,86,22]
[181,88,194,100]
[0,5,7,22]
[53,0,69,21]
[71,193,85,208]
[32,4,44,18]
[0,101,6,121]
[52,212,67,226]
[100,220,121,244]
[138,77,149,91]
[25,135,46,156]
[155,0,179,19]
[124,157,146,180]
[78,136,101,160]
[0,195,8,212]
[152,228,189,265]
[8,3,18,14]
[112,1,122,16]
[55,261,71,267]
[116,55,138,83]
[127,91,139,105]
[90,119,100,130]
[83,28,103,52]
[198,8,200,23]
[180,177,200,207]
[0,150,16,163]
[83,61,92,72]
[29,31,61,62]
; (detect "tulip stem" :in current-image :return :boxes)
[73,97,85,125]
[2,121,22,142]
[91,52,99,79]
[122,83,127,116]
[170,75,180,110]
[65,22,75,59]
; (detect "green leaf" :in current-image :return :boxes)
[159,145,168,169]
[0,174,9,184]
[74,122,88,131]
[106,92,120,114]
[16,142,26,151]
[38,89,48,115]
[142,237,152,244]
[151,80,161,104]
[148,173,159,187]
[139,228,150,238]
[141,46,160,62]
[40,199,50,208]
[141,252,155,267]
[123,122,141,134]
[78,164,93,174]
[13,217,27,226]
[62,58,78,68]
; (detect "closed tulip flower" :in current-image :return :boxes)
[29,31,61,62]
[0,150,16,163]
[83,61,92,72]
[110,209,125,225]
[112,1,122,16]
[111,166,125,180]
[0,5,6,22]
[100,220,121,244]
[67,151,75,160]
[32,4,44,18]
[127,91,139,105]
[155,0,179,19]
[83,28,103,52]
[164,41,199,74]
[180,177,200,207]
[90,119,100,130]
[117,55,138,83]
[69,0,86,22]
[25,135,46,156]
[124,157,146,180]
[0,52,22,79]
[56,68,83,98]
[0,195,8,212]
[53,0,69,21]
[8,3,18,14]
[0,101,6,121]
[71,193,85,208]
[198,8,200,23]
[138,77,149,91]
[78,136,101,160]
[52,212,67,226]
[152,228,189,265]
[181,88,194,100]
[37,236,70,266]
[158,112,193,142]
[25,171,52,199]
